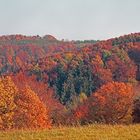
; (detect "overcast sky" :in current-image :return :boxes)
[0,0,139,40]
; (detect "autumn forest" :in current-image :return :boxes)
[0,33,140,130]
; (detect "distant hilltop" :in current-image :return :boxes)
[0,34,57,41]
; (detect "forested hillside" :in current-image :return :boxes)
[0,33,140,130]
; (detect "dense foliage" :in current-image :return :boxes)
[74,82,134,124]
[0,76,51,130]
[0,33,140,129]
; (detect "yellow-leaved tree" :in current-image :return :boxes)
[0,76,18,130]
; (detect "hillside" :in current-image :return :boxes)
[0,33,140,130]
[0,33,139,75]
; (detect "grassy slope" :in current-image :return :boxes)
[0,125,140,140]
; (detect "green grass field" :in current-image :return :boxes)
[0,124,140,140]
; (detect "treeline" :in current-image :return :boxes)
[0,33,140,130]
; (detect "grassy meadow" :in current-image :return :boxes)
[0,124,140,140]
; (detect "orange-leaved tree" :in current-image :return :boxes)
[14,85,51,129]
[92,82,134,123]
[74,82,134,124]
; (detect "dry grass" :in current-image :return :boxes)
[0,124,140,140]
